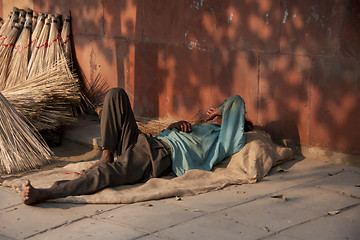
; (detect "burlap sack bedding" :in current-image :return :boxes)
[2,130,292,204]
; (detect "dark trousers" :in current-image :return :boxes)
[50,88,172,199]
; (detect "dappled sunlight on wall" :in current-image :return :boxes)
[1,0,359,155]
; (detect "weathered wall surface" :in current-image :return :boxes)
[1,0,360,156]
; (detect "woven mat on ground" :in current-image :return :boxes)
[2,130,292,204]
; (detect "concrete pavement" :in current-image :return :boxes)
[0,117,359,240]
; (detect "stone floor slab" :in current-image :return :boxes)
[135,234,171,240]
[28,217,146,240]
[212,195,321,233]
[262,233,299,240]
[0,204,82,239]
[37,202,122,217]
[93,200,204,233]
[277,204,360,239]
[162,186,254,213]
[306,171,360,198]
[278,184,360,214]
[0,188,22,210]
[0,233,16,240]
[232,159,347,200]
[157,214,271,240]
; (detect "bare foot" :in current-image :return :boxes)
[80,149,114,175]
[21,180,51,205]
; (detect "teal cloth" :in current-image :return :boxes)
[155,95,246,177]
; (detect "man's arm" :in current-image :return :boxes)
[167,105,223,133]
[191,106,223,125]
[167,121,192,133]
[217,95,246,156]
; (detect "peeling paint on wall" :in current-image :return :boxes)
[327,27,332,39]
[228,13,233,24]
[265,12,269,25]
[307,6,325,29]
[186,39,207,51]
[190,0,204,10]
[185,30,189,38]
[307,6,320,24]
[188,40,198,50]
[331,3,338,17]
[282,9,288,24]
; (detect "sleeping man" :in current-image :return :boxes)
[21,88,253,204]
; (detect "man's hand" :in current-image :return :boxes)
[205,107,220,122]
[167,121,192,133]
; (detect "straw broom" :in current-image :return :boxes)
[0,7,18,38]
[45,15,77,77]
[19,9,26,19]
[18,16,26,31]
[61,15,73,66]
[0,14,11,36]
[3,64,80,130]
[30,12,43,52]
[55,13,62,30]
[29,13,45,64]
[3,59,81,131]
[0,11,19,46]
[0,92,53,174]
[0,8,19,35]
[5,21,32,88]
[58,14,93,113]
[5,58,81,111]
[45,15,62,68]
[45,14,82,94]
[18,9,26,27]
[28,16,51,78]
[25,8,33,24]
[45,14,88,115]
[31,11,38,32]
[0,23,22,91]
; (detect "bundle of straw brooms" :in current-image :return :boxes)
[0,7,85,174]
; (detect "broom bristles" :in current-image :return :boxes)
[0,14,12,37]
[27,17,51,78]
[31,12,38,32]
[0,23,22,91]
[45,16,62,68]
[29,14,44,58]
[3,59,82,130]
[1,7,86,132]
[5,21,32,88]
[0,8,19,39]
[0,8,19,38]
[61,15,73,65]
[25,8,33,22]
[0,92,53,174]
[0,14,19,46]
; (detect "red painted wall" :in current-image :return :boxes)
[2,0,360,155]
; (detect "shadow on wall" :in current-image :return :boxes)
[7,0,359,155]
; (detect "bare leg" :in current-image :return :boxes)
[21,180,51,205]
